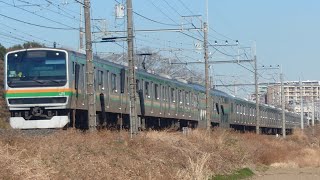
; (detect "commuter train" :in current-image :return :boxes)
[4,48,306,133]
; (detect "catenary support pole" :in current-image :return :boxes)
[203,22,211,130]
[281,71,286,138]
[84,0,96,131]
[300,79,304,129]
[254,55,260,134]
[127,0,138,137]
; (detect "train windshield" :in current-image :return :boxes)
[7,50,67,87]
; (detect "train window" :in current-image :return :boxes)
[162,85,165,101]
[106,71,109,91]
[82,64,85,89]
[216,103,220,114]
[111,73,117,92]
[185,92,190,105]
[171,88,175,103]
[145,81,150,98]
[136,79,140,91]
[154,84,159,100]
[178,90,182,104]
[72,62,75,74]
[231,103,234,113]
[221,105,225,115]
[168,86,171,102]
[98,70,103,86]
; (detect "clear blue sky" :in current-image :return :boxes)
[0,0,319,96]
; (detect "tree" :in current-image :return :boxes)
[7,42,45,52]
[0,43,6,61]
[98,47,204,84]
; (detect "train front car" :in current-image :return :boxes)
[4,48,71,129]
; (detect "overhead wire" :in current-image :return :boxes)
[0,0,78,30]
[0,13,78,30]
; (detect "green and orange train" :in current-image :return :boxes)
[4,48,305,133]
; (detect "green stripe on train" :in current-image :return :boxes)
[5,92,73,98]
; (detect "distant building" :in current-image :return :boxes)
[266,80,320,121]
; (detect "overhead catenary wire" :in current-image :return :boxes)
[0,1,78,30]
[16,0,80,22]
[0,22,61,46]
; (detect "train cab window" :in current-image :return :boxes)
[216,103,220,114]
[98,70,103,86]
[154,84,159,100]
[111,73,117,92]
[145,81,150,98]
[170,88,175,103]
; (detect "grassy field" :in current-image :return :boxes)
[0,127,320,180]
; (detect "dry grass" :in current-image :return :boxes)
[1,126,320,179]
[0,59,10,129]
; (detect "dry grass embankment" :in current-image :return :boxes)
[1,127,320,180]
[0,59,10,128]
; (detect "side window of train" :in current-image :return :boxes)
[168,86,171,102]
[221,105,225,115]
[154,84,159,100]
[136,79,140,91]
[74,63,80,89]
[230,103,233,113]
[162,85,166,101]
[72,61,75,75]
[171,88,175,103]
[216,103,220,114]
[98,70,103,86]
[111,73,117,92]
[82,64,85,89]
[178,90,182,104]
[185,91,190,106]
[145,81,150,98]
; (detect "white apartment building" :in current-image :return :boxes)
[266,80,320,120]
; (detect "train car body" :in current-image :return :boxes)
[4,48,307,131]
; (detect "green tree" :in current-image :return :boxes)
[0,43,6,61]
[7,42,45,52]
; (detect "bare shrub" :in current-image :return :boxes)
[1,126,320,179]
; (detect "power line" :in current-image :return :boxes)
[16,0,80,22]
[0,1,78,30]
[0,23,60,45]
[0,13,78,30]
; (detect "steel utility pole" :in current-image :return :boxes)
[84,0,96,131]
[254,55,260,134]
[79,0,84,50]
[300,79,304,129]
[203,22,210,130]
[127,0,138,136]
[280,71,286,137]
